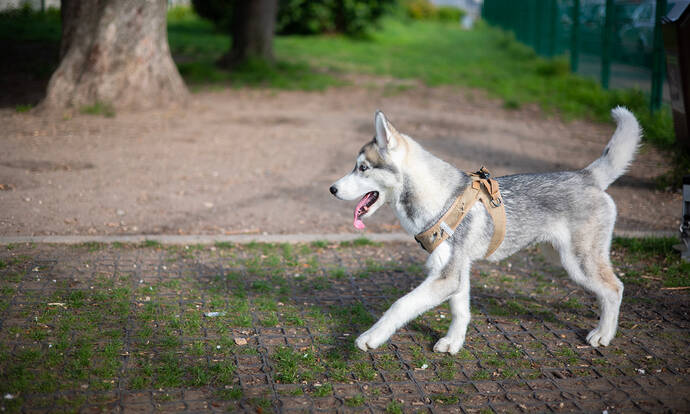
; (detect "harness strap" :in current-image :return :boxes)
[414,167,506,258]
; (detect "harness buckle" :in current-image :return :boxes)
[490,197,503,208]
[475,166,490,180]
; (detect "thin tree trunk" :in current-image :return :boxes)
[219,0,278,68]
[40,0,188,111]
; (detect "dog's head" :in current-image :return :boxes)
[329,111,406,229]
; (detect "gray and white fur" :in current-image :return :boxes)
[330,107,641,353]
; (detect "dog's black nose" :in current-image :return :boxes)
[329,185,338,195]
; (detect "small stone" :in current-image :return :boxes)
[234,337,247,346]
[116,209,126,216]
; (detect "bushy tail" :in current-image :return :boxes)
[585,107,642,190]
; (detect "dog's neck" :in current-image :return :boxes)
[391,142,467,235]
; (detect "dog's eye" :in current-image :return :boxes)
[359,164,368,172]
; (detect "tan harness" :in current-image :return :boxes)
[414,167,506,258]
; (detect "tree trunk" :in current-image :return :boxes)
[40,0,188,111]
[219,0,278,68]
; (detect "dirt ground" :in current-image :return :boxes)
[0,77,682,237]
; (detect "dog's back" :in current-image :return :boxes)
[489,107,641,260]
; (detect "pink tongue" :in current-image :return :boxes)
[354,218,366,230]
[353,194,371,229]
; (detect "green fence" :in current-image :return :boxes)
[482,0,671,112]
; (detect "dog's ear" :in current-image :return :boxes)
[375,111,398,151]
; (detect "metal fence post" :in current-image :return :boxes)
[601,0,614,89]
[548,0,558,57]
[651,0,667,113]
[527,0,537,51]
[571,0,580,72]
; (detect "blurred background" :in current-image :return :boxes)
[0,0,683,145]
[0,0,687,237]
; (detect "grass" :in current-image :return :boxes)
[15,104,32,112]
[275,17,675,149]
[613,237,689,287]
[345,394,365,407]
[80,101,115,117]
[0,238,687,412]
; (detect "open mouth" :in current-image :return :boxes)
[353,191,379,229]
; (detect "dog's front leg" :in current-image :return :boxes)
[433,259,471,354]
[355,247,464,351]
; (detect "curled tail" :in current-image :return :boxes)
[585,107,642,190]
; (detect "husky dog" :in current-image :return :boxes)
[329,108,641,354]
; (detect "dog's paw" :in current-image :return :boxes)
[433,336,465,354]
[355,325,393,351]
[586,327,613,347]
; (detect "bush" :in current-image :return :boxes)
[190,0,235,31]
[191,0,395,36]
[437,6,464,22]
[404,0,436,19]
[403,0,465,22]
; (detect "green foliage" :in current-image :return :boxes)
[80,101,115,118]
[180,58,341,90]
[0,7,61,43]
[613,237,678,257]
[312,382,333,396]
[386,400,403,413]
[272,346,324,383]
[339,237,380,247]
[167,12,342,90]
[403,0,465,22]
[345,394,365,407]
[655,151,690,191]
[15,104,32,113]
[167,5,197,22]
[191,0,394,36]
[277,18,674,150]
[613,237,689,288]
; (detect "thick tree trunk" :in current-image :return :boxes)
[219,0,278,67]
[40,0,188,111]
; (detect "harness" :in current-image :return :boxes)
[414,167,506,258]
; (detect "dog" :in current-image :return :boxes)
[329,108,641,354]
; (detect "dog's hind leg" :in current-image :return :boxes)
[583,254,623,347]
[433,260,471,354]
[355,245,466,351]
[554,215,623,347]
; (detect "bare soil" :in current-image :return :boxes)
[0,77,682,236]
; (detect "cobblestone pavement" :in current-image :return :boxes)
[0,242,688,413]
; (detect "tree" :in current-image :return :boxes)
[219,0,279,67]
[40,0,188,111]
